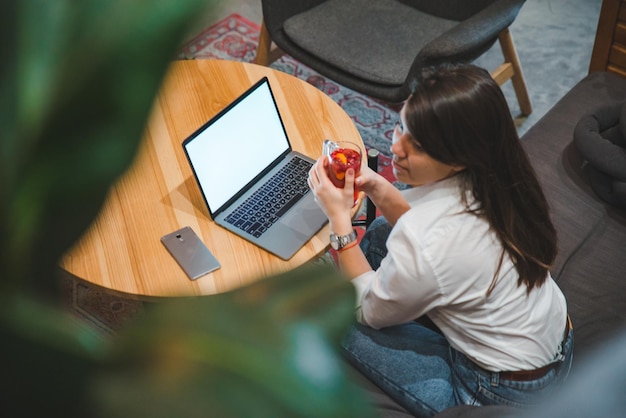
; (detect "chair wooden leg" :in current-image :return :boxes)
[497,28,532,116]
[491,62,514,85]
[254,20,286,66]
[254,20,272,65]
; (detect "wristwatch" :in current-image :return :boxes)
[330,229,358,251]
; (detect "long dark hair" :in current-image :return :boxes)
[405,63,556,293]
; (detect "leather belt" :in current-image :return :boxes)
[499,315,572,382]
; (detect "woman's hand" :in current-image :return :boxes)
[357,161,411,227]
[308,157,355,231]
[354,163,380,196]
[308,156,375,279]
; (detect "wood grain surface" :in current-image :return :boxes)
[60,60,363,298]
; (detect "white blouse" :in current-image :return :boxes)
[352,175,568,371]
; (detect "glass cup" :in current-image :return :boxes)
[322,139,362,205]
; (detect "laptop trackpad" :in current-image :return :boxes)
[279,197,327,235]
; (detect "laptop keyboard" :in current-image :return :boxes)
[224,156,313,238]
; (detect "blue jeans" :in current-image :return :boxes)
[358,216,393,270]
[342,217,574,417]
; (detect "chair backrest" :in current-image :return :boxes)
[398,0,497,21]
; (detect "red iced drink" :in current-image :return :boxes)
[328,146,362,204]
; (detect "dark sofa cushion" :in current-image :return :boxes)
[573,102,626,209]
[556,215,626,355]
[521,71,626,356]
[521,72,626,277]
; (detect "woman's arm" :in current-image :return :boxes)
[308,157,373,278]
[308,157,410,279]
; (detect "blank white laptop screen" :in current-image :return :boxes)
[184,79,290,214]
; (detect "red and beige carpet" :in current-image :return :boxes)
[65,13,401,334]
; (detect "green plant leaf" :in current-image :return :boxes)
[0,292,110,416]
[93,265,375,418]
[0,1,376,416]
[0,0,214,293]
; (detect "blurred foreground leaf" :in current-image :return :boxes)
[95,265,374,418]
[1,0,213,293]
[0,0,375,416]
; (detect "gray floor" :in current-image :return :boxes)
[192,0,602,136]
[474,0,603,135]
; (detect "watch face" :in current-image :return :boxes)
[330,233,339,250]
[330,230,356,250]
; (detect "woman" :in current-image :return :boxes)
[307,63,572,416]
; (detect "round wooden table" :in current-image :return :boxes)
[60,59,364,298]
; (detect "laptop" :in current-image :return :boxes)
[182,77,328,260]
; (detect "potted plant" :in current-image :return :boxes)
[0,1,374,416]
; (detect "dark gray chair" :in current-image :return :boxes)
[255,0,532,114]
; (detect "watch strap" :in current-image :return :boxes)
[336,240,358,253]
[331,229,358,250]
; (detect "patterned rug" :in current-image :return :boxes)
[61,270,144,336]
[63,13,409,333]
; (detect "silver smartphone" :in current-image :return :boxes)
[160,226,221,280]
